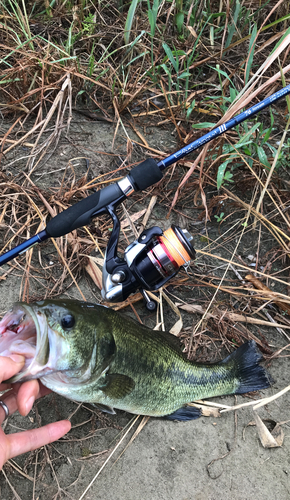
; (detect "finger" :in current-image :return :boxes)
[34,380,52,399]
[16,380,51,416]
[16,380,40,416]
[0,383,13,391]
[0,382,52,422]
[0,355,25,383]
[7,420,71,460]
[0,389,18,423]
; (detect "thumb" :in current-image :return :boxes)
[0,355,25,384]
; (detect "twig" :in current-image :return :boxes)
[2,469,22,500]
[138,195,158,236]
[78,415,140,500]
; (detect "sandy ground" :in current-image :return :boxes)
[0,111,290,499]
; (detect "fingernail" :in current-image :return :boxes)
[8,354,25,364]
[25,396,35,415]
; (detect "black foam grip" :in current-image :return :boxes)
[46,183,124,237]
[129,159,163,191]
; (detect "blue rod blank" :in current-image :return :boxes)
[157,84,290,170]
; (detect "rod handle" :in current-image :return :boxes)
[46,183,125,237]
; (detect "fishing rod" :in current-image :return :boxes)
[1,84,290,308]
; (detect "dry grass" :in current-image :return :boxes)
[1,0,290,497]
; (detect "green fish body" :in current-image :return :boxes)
[0,300,271,420]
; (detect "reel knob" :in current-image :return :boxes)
[111,271,126,284]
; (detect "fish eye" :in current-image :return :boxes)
[61,314,75,330]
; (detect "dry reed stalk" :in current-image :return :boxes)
[78,416,140,500]
[179,303,290,330]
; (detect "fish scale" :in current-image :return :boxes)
[0,300,271,420]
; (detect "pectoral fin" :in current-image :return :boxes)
[100,373,135,400]
[91,403,116,415]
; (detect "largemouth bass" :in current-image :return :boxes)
[0,300,271,420]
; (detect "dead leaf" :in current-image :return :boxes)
[188,403,221,418]
[252,413,284,448]
[246,274,290,316]
[85,256,103,290]
[121,209,146,229]
[161,293,183,335]
[186,26,198,38]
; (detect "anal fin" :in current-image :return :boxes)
[165,405,202,421]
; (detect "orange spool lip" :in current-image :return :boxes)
[160,227,191,266]
[158,241,179,269]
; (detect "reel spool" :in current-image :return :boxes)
[147,226,194,279]
[102,224,195,309]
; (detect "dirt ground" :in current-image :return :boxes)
[0,111,290,500]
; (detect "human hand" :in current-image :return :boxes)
[0,355,71,469]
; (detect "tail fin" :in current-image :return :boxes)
[222,340,272,394]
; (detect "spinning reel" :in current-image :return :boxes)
[101,206,195,309]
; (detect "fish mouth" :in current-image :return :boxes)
[0,303,51,383]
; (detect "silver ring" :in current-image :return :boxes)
[0,400,9,421]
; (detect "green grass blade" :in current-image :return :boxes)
[148,0,160,36]
[162,42,178,72]
[257,146,271,168]
[217,160,230,189]
[270,25,290,56]
[245,23,257,85]
[225,0,241,49]
[236,123,261,145]
[124,0,140,44]
[124,30,145,56]
[261,109,274,145]
[125,51,149,68]
[192,122,216,129]
[209,65,234,85]
[50,56,77,64]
